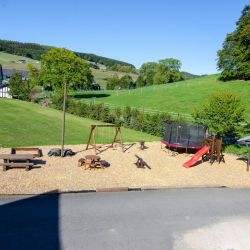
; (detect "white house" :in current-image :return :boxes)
[0,82,11,98]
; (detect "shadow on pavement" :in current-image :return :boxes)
[0,190,60,250]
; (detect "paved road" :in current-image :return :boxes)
[1,188,250,250]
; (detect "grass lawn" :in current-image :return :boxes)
[74,74,250,120]
[91,68,138,88]
[0,99,158,147]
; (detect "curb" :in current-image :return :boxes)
[0,185,229,196]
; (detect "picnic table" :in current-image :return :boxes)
[0,154,35,171]
[78,155,104,170]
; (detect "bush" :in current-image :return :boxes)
[192,91,245,137]
[50,96,174,137]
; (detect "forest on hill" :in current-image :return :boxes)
[0,39,135,69]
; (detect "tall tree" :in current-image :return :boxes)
[137,62,158,86]
[217,5,250,81]
[39,48,93,91]
[159,58,182,71]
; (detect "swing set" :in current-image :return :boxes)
[86,125,124,154]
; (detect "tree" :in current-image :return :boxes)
[106,74,120,90]
[8,73,35,101]
[137,62,158,86]
[39,48,93,91]
[153,64,171,84]
[217,5,250,81]
[120,74,135,89]
[192,91,245,136]
[137,59,182,86]
[159,58,182,71]
[8,73,23,98]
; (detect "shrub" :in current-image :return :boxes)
[192,91,245,137]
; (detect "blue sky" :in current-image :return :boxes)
[0,0,248,74]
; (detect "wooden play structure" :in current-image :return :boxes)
[183,136,225,168]
[202,137,225,164]
[86,125,124,154]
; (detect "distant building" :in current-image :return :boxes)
[2,68,29,79]
[0,82,11,98]
[17,59,26,64]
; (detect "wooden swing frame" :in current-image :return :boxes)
[86,125,124,154]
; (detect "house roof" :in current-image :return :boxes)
[3,69,29,77]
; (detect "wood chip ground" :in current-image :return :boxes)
[0,142,249,194]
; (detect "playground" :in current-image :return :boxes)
[0,141,249,194]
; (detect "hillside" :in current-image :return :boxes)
[0,99,157,147]
[0,51,40,70]
[0,51,137,87]
[0,39,135,69]
[73,74,250,120]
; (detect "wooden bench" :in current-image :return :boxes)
[3,162,34,171]
[11,147,42,157]
[0,154,35,171]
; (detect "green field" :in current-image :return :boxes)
[74,74,250,120]
[0,51,137,88]
[0,51,40,70]
[0,99,158,147]
[91,68,138,88]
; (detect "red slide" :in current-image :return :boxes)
[183,146,210,168]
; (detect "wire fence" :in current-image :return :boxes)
[79,98,193,121]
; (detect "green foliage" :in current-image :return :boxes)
[8,73,35,101]
[38,48,93,91]
[137,58,183,86]
[224,144,249,155]
[136,62,158,86]
[63,100,172,137]
[217,5,250,81]
[106,74,120,90]
[106,74,135,89]
[73,74,250,121]
[192,91,245,136]
[0,39,135,69]
[120,74,135,89]
[109,64,136,73]
[8,73,23,97]
[0,99,157,147]
[159,58,182,71]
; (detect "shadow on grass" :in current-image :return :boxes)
[0,190,60,250]
[73,93,110,99]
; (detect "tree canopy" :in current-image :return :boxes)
[136,58,183,86]
[192,91,245,136]
[217,5,250,81]
[0,39,135,69]
[37,48,93,91]
[106,74,135,90]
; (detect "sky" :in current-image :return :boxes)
[0,0,249,74]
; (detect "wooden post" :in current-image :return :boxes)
[61,82,67,157]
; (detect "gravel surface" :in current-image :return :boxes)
[0,142,249,194]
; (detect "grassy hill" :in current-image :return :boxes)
[73,74,250,120]
[0,51,40,70]
[0,99,157,147]
[0,51,137,88]
[0,39,135,69]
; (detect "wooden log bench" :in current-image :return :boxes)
[0,154,35,171]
